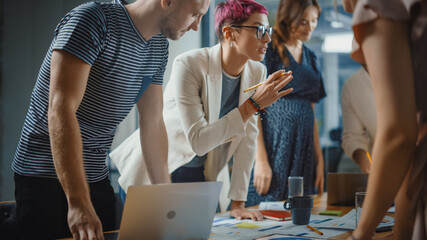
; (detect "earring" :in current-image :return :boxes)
[230,41,233,48]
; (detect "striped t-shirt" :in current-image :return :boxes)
[12,0,169,182]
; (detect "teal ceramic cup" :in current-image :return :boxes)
[284,196,313,225]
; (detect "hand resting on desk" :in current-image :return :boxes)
[230,200,264,221]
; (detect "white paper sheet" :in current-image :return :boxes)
[311,209,394,230]
[209,213,348,239]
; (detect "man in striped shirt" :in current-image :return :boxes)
[11,0,210,239]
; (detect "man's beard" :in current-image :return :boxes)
[160,18,183,40]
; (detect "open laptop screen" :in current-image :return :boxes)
[118,182,222,240]
[327,173,368,206]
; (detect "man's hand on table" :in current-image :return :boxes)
[230,200,263,221]
[68,202,104,240]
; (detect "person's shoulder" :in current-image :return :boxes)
[346,68,369,85]
[64,1,107,26]
[342,68,370,98]
[343,71,359,89]
[175,47,210,64]
[72,1,104,16]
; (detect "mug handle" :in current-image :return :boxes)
[284,201,292,210]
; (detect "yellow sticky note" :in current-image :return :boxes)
[235,222,261,228]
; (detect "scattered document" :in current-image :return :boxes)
[256,234,322,239]
[209,212,348,240]
[311,209,394,230]
[259,201,286,210]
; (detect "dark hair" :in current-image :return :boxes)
[272,0,321,66]
[215,0,268,41]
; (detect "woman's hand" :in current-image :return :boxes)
[230,201,263,221]
[253,159,272,195]
[252,70,293,109]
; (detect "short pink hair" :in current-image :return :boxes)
[215,0,268,41]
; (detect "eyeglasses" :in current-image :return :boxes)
[229,25,273,39]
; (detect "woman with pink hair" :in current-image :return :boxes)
[112,0,293,221]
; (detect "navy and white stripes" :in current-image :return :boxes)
[12,0,169,182]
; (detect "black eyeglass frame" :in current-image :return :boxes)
[229,25,273,39]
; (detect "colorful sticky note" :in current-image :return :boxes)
[235,222,261,228]
[319,210,342,216]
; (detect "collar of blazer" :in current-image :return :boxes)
[205,44,260,123]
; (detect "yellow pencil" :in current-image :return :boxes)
[307,225,323,235]
[366,152,372,165]
[243,72,287,93]
[243,82,263,93]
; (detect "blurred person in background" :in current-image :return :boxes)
[341,66,376,173]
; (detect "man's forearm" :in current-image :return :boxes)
[231,200,245,210]
[139,119,170,184]
[352,149,371,173]
[48,109,91,205]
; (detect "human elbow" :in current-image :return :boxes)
[48,97,64,124]
[382,125,417,151]
[189,139,207,156]
[187,132,208,156]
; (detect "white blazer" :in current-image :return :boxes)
[110,44,266,211]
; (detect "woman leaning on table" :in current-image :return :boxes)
[342,0,427,239]
[165,0,294,221]
[246,0,326,207]
[111,0,294,221]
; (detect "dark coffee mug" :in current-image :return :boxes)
[284,196,313,225]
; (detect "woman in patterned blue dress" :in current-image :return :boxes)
[246,0,326,207]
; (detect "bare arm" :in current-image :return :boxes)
[312,104,324,195]
[253,116,272,195]
[352,18,417,239]
[137,84,170,184]
[48,50,103,240]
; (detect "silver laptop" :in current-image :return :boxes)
[116,182,222,240]
[327,173,368,206]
